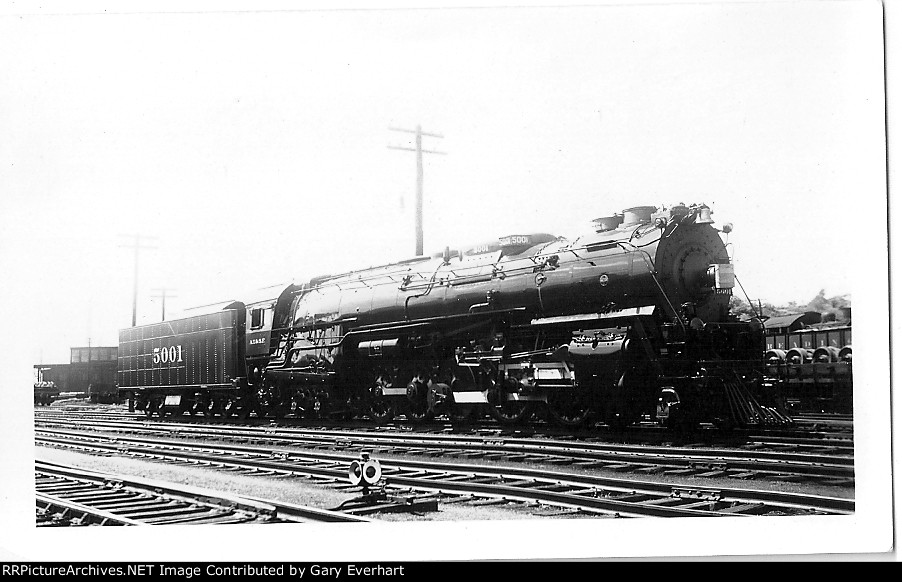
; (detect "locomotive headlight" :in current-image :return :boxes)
[708,264,735,289]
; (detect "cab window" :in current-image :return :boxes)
[250,308,265,330]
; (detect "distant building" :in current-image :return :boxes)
[763,312,822,336]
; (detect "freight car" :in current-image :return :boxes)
[33,366,59,406]
[33,347,120,405]
[120,203,789,429]
[764,316,852,414]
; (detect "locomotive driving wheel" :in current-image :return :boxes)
[368,375,395,424]
[405,377,434,423]
[486,389,534,424]
[480,362,532,424]
[405,398,434,423]
[546,389,593,427]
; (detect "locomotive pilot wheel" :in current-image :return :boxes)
[369,397,395,424]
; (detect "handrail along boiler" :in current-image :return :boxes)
[119,202,787,428]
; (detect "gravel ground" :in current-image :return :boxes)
[34,402,854,523]
[39,403,856,501]
[35,446,579,522]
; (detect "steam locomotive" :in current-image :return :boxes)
[118,203,789,429]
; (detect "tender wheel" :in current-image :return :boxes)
[144,397,165,419]
[204,397,222,419]
[222,398,240,419]
[546,390,593,427]
[189,398,206,417]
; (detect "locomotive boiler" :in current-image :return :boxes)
[119,202,789,428]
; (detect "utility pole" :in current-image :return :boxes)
[388,125,445,256]
[119,234,158,327]
[151,288,177,321]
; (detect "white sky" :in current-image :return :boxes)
[0,0,894,562]
[0,1,885,363]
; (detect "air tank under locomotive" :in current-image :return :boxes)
[121,202,788,428]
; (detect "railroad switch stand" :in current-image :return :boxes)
[331,453,439,516]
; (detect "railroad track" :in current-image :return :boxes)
[36,403,855,435]
[35,460,372,526]
[34,415,855,487]
[35,429,854,518]
[35,461,371,527]
[35,405,855,443]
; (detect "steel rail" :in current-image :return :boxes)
[34,435,732,518]
[34,416,854,482]
[36,492,146,526]
[34,407,856,445]
[35,430,854,517]
[37,412,856,463]
[35,460,371,525]
[34,406,856,443]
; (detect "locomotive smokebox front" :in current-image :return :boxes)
[652,207,734,323]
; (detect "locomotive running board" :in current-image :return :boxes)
[530,305,655,326]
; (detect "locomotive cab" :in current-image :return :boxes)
[245,302,276,359]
